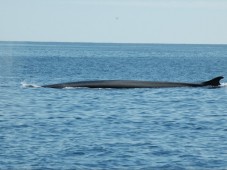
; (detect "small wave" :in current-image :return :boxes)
[21,82,41,88]
[220,83,227,87]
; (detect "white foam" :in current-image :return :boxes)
[220,83,227,87]
[21,82,41,88]
[64,87,76,89]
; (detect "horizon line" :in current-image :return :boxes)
[0,40,227,46]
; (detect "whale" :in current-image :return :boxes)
[41,76,224,89]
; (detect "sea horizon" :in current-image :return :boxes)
[1,40,227,46]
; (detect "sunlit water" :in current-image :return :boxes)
[0,42,227,169]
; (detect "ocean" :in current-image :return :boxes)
[0,41,227,169]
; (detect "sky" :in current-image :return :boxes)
[0,0,227,44]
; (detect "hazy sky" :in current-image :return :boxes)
[1,0,227,44]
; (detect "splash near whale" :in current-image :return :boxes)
[40,76,224,89]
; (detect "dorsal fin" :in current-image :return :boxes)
[202,76,224,86]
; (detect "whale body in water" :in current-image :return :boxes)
[41,76,224,89]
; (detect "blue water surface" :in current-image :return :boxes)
[0,42,227,169]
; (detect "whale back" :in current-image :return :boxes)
[42,76,224,89]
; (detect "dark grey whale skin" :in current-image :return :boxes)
[42,76,224,89]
